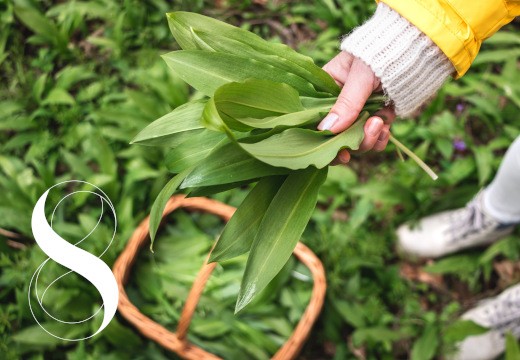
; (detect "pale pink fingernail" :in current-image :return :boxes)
[368,118,383,136]
[318,113,339,131]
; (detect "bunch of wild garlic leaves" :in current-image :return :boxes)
[133,12,385,312]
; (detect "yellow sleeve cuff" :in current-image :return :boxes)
[378,0,517,79]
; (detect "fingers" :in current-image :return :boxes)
[322,52,354,87]
[373,125,390,152]
[358,116,384,152]
[318,59,380,134]
[335,117,390,165]
[332,150,351,165]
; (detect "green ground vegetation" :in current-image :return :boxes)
[1,0,519,359]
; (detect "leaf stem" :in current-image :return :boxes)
[389,134,438,180]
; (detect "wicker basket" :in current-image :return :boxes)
[113,195,326,360]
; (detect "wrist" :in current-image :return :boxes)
[340,3,454,117]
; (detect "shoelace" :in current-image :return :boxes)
[446,196,492,244]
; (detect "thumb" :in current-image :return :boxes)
[318,59,380,134]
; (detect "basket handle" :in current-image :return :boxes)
[172,197,236,342]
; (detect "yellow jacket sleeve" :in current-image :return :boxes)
[379,0,520,78]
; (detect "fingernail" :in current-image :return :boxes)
[339,151,350,163]
[368,118,383,136]
[318,113,339,131]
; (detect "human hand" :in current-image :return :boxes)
[318,51,396,164]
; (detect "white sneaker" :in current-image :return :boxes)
[396,191,516,259]
[452,284,520,360]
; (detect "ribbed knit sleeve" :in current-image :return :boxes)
[340,3,455,117]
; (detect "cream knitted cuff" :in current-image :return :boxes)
[340,3,454,117]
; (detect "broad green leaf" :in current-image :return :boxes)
[187,179,257,197]
[202,94,249,133]
[215,79,304,118]
[43,88,75,105]
[189,26,215,51]
[165,130,225,173]
[211,79,331,130]
[167,12,339,95]
[299,94,384,111]
[192,29,337,96]
[237,108,326,129]
[442,320,488,344]
[14,4,66,49]
[162,50,325,97]
[411,324,438,360]
[55,65,95,90]
[32,73,47,102]
[131,100,206,146]
[300,96,336,109]
[506,332,520,360]
[473,145,493,185]
[424,254,480,274]
[209,176,286,263]
[11,323,67,346]
[201,97,230,133]
[235,167,327,312]
[149,168,192,250]
[180,141,288,188]
[239,112,368,170]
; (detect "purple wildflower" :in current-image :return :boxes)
[453,139,467,152]
[456,103,465,113]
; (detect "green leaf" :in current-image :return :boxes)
[300,96,337,109]
[131,100,206,146]
[201,96,231,133]
[14,4,66,49]
[166,12,339,95]
[352,326,408,346]
[212,79,328,130]
[202,92,250,133]
[149,168,193,250]
[424,254,480,274]
[191,29,338,96]
[237,108,327,129]
[162,50,325,97]
[32,73,47,102]
[209,176,286,263]
[187,179,257,197]
[180,141,288,188]
[506,332,520,360]
[165,130,225,173]
[332,299,366,328]
[42,88,75,105]
[442,320,488,344]
[239,113,367,170]
[235,167,327,312]
[215,79,304,120]
[473,145,494,185]
[411,324,438,360]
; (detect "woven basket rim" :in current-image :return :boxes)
[112,195,326,360]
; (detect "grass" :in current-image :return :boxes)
[1,0,519,359]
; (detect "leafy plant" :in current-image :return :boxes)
[136,11,439,312]
[3,0,519,358]
[133,11,389,312]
